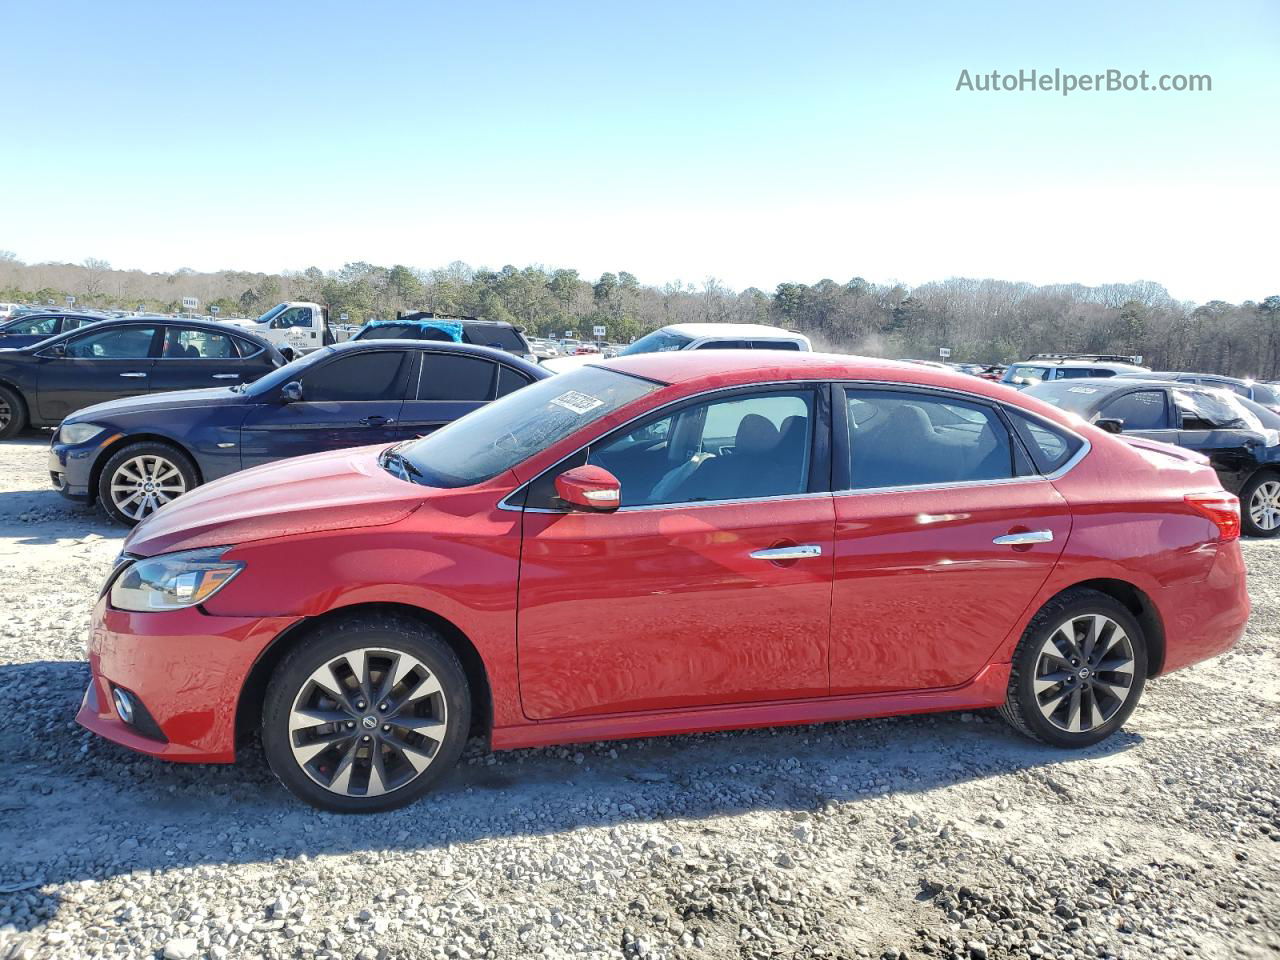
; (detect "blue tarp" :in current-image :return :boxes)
[366,318,464,342]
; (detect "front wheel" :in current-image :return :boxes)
[1000,588,1147,748]
[97,441,198,525]
[261,616,470,812]
[0,385,27,440]
[1241,471,1280,538]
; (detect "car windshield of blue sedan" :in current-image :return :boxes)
[391,366,658,488]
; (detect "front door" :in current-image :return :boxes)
[35,325,160,422]
[829,387,1072,694]
[1095,387,1180,445]
[239,349,412,467]
[517,386,834,719]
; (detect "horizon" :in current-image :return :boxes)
[4,0,1277,305]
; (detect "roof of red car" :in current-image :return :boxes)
[600,350,1003,394]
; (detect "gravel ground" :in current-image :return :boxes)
[0,433,1277,960]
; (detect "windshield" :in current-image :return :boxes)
[1022,381,1106,414]
[396,366,659,487]
[619,329,692,356]
[1004,364,1051,385]
[244,346,332,395]
[254,303,289,325]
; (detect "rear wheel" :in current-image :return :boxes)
[0,385,27,440]
[261,615,470,812]
[1241,471,1280,538]
[97,441,198,525]
[1000,588,1147,747]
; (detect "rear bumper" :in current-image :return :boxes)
[1158,540,1250,675]
[76,597,298,763]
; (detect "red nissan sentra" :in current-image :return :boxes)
[78,352,1250,811]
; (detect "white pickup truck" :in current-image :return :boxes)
[217,302,340,358]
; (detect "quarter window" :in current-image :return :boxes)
[496,365,532,398]
[1006,411,1082,474]
[301,351,408,401]
[62,326,157,359]
[844,390,1014,490]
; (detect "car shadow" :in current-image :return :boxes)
[0,658,1143,932]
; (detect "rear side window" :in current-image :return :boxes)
[695,340,747,349]
[496,365,532,397]
[163,327,239,359]
[844,390,1015,490]
[417,354,495,401]
[1098,390,1170,430]
[1173,388,1248,430]
[463,324,526,353]
[1006,410,1083,474]
[301,351,409,401]
[749,340,802,350]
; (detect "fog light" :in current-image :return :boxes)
[112,687,135,725]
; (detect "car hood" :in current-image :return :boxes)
[66,387,244,424]
[124,444,426,556]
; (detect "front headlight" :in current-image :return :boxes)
[110,547,244,612]
[60,422,106,444]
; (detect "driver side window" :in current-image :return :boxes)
[585,390,814,508]
[62,326,158,359]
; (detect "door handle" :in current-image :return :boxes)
[993,530,1054,546]
[359,416,396,427]
[212,373,241,380]
[119,372,147,378]
[749,545,823,561]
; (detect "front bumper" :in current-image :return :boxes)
[48,432,117,502]
[76,596,298,763]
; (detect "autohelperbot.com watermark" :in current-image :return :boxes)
[955,68,1211,96]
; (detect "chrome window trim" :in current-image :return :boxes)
[498,376,1094,513]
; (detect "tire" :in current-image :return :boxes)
[999,588,1148,748]
[97,440,199,526]
[1241,471,1280,538]
[261,614,470,813]
[0,385,27,440]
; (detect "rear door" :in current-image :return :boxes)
[148,325,254,392]
[34,325,160,421]
[829,386,1072,694]
[239,349,412,467]
[395,351,500,439]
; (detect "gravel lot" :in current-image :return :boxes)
[0,434,1277,960]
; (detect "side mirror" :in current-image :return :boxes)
[554,465,621,512]
[280,381,304,403]
[1095,417,1125,434]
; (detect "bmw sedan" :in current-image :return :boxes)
[76,352,1250,812]
[0,317,284,440]
[50,340,548,524]
[1025,377,1280,537]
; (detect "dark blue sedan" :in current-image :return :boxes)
[50,339,549,525]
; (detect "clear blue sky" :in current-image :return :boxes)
[3,0,1277,302]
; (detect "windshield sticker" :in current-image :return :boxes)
[550,390,605,415]
[1068,386,1098,394]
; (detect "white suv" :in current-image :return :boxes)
[541,323,811,374]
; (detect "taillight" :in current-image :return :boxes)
[1185,492,1241,541]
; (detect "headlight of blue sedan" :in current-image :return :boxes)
[59,422,107,444]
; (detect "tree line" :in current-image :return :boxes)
[2,251,1277,378]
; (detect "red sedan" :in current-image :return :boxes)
[78,352,1249,811]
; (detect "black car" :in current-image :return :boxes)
[0,318,285,440]
[351,312,537,361]
[1114,370,1280,415]
[0,311,111,349]
[49,339,549,524]
[1025,377,1280,537]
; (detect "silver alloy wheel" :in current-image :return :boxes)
[1033,614,1135,733]
[109,454,187,521]
[1249,479,1280,532]
[289,647,448,797]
